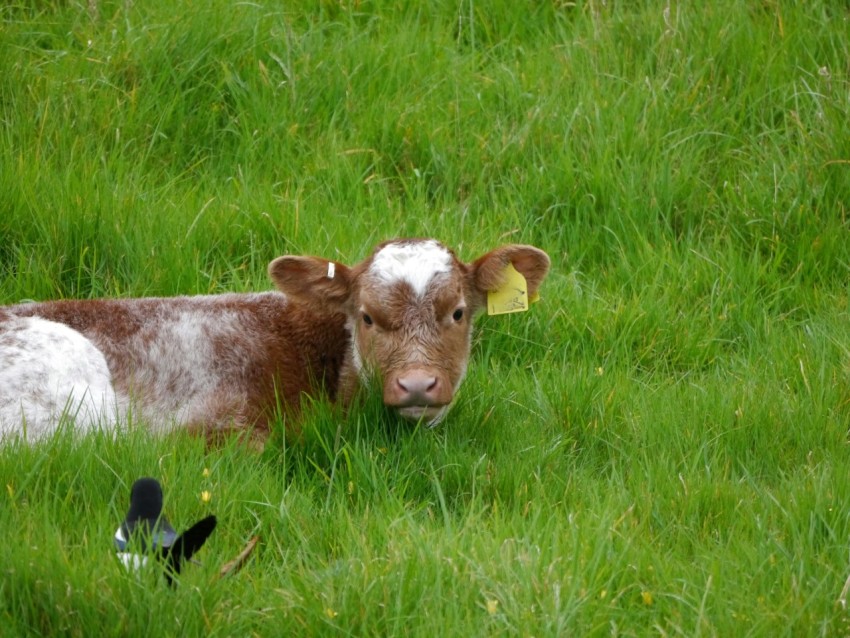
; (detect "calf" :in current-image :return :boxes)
[0,239,550,443]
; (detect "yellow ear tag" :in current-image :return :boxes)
[487,263,531,315]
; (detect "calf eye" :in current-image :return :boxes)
[362,313,374,326]
[452,308,464,322]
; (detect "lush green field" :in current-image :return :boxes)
[2,0,850,635]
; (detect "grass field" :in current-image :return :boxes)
[2,0,850,635]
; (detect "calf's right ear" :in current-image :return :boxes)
[268,256,353,308]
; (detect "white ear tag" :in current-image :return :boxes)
[327,262,336,279]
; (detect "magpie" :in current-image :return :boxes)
[115,477,217,585]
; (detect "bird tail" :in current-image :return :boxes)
[164,515,218,585]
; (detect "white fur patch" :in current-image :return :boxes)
[369,240,453,297]
[0,316,118,441]
[121,300,250,434]
[345,316,366,379]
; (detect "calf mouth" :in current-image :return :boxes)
[396,405,448,428]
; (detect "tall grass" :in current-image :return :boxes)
[1,0,849,635]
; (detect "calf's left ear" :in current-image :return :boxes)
[470,244,551,300]
[268,256,353,309]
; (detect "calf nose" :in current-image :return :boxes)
[395,370,440,405]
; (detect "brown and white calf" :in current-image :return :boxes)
[0,239,550,443]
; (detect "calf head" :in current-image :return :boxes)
[269,239,550,427]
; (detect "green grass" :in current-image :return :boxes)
[2,0,850,635]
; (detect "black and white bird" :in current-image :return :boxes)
[115,477,217,585]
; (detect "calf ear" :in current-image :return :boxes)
[268,256,354,309]
[470,244,551,301]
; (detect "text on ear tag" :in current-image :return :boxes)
[487,263,530,315]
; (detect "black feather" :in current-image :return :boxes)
[163,515,218,585]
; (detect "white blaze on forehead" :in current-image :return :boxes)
[369,240,453,296]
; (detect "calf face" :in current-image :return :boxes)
[269,239,550,427]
